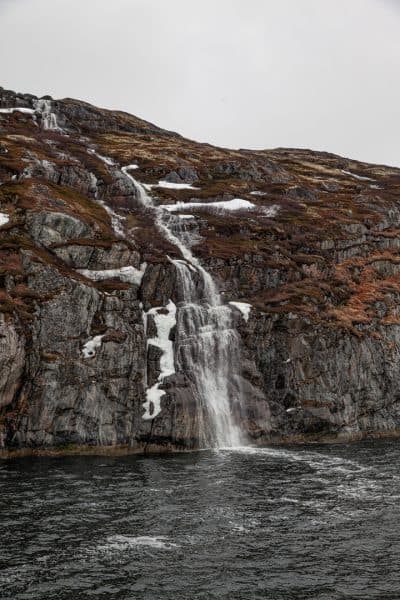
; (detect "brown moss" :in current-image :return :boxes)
[95,279,131,293]
[41,351,61,363]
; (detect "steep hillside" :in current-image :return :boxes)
[1,86,400,456]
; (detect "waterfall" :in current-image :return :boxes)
[34,99,59,130]
[122,165,246,448]
[173,261,244,447]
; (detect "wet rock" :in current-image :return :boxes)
[2,86,400,454]
[141,263,176,309]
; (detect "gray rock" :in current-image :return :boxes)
[2,87,400,456]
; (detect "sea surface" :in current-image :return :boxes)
[1,440,400,599]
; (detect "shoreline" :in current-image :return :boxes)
[2,428,400,460]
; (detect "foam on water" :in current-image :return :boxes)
[97,535,178,552]
[3,441,400,599]
[222,445,371,472]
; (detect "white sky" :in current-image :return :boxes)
[1,0,399,166]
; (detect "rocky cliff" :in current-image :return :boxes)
[1,86,400,457]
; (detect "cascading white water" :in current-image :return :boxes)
[122,165,246,448]
[34,99,59,130]
[173,261,244,447]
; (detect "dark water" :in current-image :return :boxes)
[1,441,400,599]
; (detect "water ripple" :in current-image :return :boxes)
[1,440,400,599]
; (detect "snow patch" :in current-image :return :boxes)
[178,214,195,219]
[341,170,375,182]
[78,264,146,286]
[163,198,256,212]
[143,300,177,420]
[229,301,252,322]
[121,164,139,175]
[250,190,266,196]
[154,180,199,190]
[82,335,105,359]
[0,212,9,226]
[0,107,35,115]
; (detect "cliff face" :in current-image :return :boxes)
[1,86,400,456]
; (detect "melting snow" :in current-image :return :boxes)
[229,301,252,322]
[121,164,140,177]
[78,264,146,286]
[154,180,199,190]
[250,190,266,196]
[0,107,35,115]
[163,198,255,212]
[341,170,375,182]
[82,335,105,359]
[0,212,9,226]
[143,300,177,420]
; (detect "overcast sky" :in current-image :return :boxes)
[0,0,399,166]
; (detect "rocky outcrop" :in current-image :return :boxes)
[1,85,400,456]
